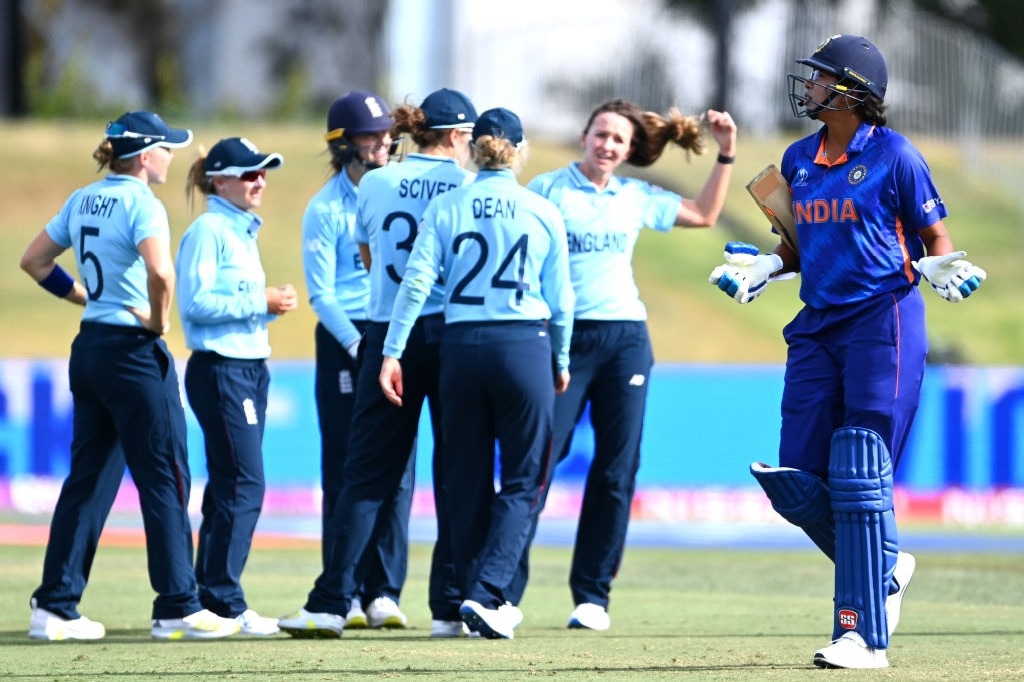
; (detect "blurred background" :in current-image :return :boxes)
[1,0,1022,535]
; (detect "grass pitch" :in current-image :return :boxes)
[2,536,1023,680]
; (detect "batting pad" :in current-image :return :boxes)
[750,463,835,560]
[828,427,898,650]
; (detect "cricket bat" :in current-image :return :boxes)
[746,165,798,254]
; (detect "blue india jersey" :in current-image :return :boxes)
[384,169,575,370]
[301,169,369,349]
[781,122,948,308]
[355,153,471,321]
[45,174,171,327]
[176,195,273,359]
[527,162,681,320]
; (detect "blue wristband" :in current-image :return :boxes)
[39,265,75,298]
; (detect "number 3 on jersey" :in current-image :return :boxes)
[382,210,418,285]
[450,232,529,306]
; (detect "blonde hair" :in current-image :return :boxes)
[184,145,216,211]
[583,99,705,167]
[92,139,136,174]
[471,136,527,173]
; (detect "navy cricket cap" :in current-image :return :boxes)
[325,90,393,142]
[420,88,478,130]
[106,111,192,159]
[473,107,525,146]
[797,34,888,99]
[203,137,284,176]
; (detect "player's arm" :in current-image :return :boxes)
[136,235,175,334]
[358,243,372,270]
[675,109,737,227]
[20,229,88,306]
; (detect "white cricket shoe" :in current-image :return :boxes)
[151,609,241,640]
[500,602,524,629]
[431,619,470,638]
[345,598,368,629]
[813,631,889,669]
[29,601,105,641]
[567,603,610,631]
[235,609,280,636]
[459,600,515,639]
[887,551,916,636]
[278,607,344,638]
[366,596,408,629]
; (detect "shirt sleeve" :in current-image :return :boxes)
[302,202,361,348]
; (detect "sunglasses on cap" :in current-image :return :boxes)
[105,121,167,140]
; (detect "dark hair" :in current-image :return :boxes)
[583,99,705,167]
[392,103,447,149]
[858,93,887,127]
[92,139,135,174]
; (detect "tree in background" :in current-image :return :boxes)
[663,0,1023,115]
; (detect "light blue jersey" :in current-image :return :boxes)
[176,195,273,359]
[355,153,471,321]
[301,170,369,348]
[44,174,171,327]
[384,169,575,371]
[527,162,682,320]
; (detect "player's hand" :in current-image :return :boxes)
[554,369,570,395]
[345,338,361,361]
[126,306,169,335]
[379,356,404,406]
[266,284,299,314]
[912,251,987,303]
[709,242,783,304]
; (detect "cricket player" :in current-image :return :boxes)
[709,34,986,668]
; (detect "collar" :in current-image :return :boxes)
[568,162,622,193]
[813,122,877,167]
[207,194,263,235]
[474,168,517,182]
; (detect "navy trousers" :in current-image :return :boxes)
[440,322,555,609]
[185,351,269,618]
[509,320,653,608]
[314,322,411,604]
[305,315,439,617]
[32,322,201,620]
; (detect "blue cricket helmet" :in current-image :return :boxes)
[325,90,393,142]
[797,34,887,100]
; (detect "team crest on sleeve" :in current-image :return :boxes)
[848,165,868,185]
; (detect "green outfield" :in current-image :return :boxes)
[2,540,1023,680]
[1,121,1020,364]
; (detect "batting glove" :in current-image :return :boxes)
[912,251,987,303]
[709,242,784,304]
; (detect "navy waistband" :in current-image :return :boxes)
[188,350,265,365]
[80,321,158,338]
